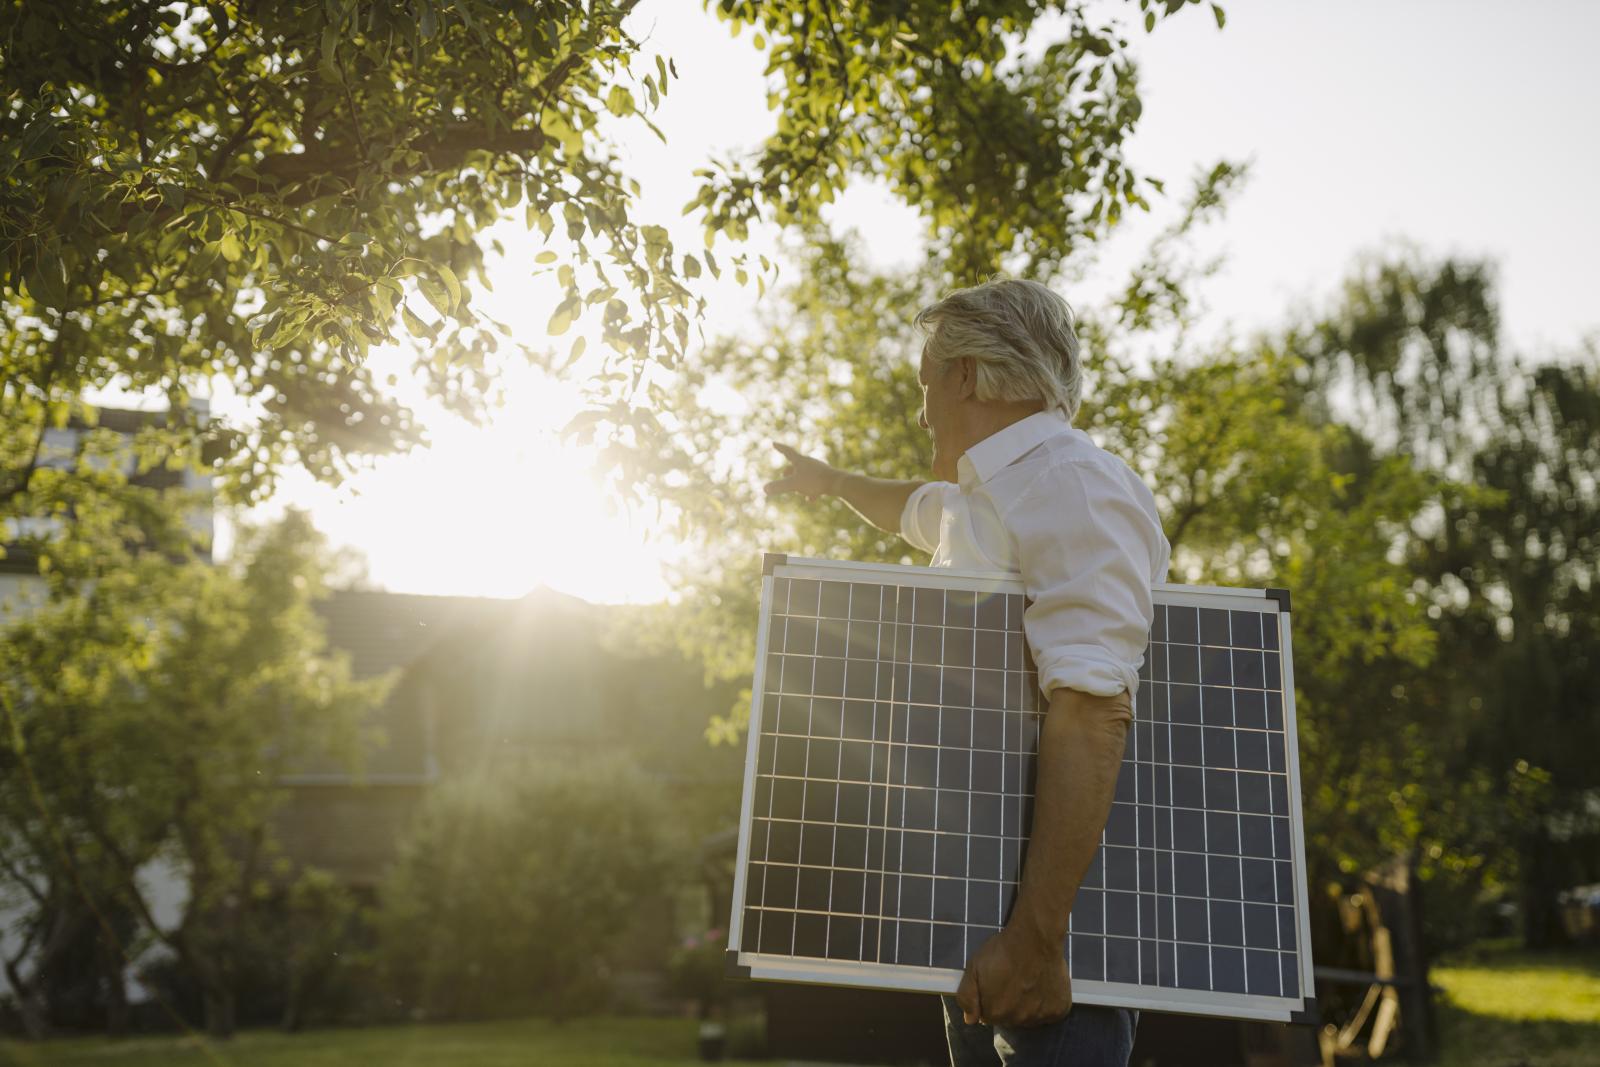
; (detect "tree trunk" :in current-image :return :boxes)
[1520,832,1570,950]
[203,985,237,1039]
[281,963,303,1033]
[100,933,129,1038]
[3,955,50,1040]
[4,903,91,1040]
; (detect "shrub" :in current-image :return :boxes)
[377,761,675,1020]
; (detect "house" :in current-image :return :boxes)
[0,402,214,584]
[275,587,745,890]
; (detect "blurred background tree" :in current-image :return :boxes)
[376,761,673,1021]
[0,510,386,1037]
[1289,260,1600,946]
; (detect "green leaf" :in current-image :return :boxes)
[26,256,70,308]
[548,300,576,336]
[402,305,431,338]
[434,264,462,311]
[1212,3,1226,29]
[218,232,243,263]
[605,86,635,117]
[535,251,558,264]
[419,278,451,319]
[253,312,283,348]
[559,334,587,371]
[320,24,340,75]
[682,254,701,279]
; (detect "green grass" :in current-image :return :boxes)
[0,1016,765,1067]
[6,944,1600,1067]
[1432,940,1600,1067]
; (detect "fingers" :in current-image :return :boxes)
[956,964,982,1025]
[768,443,815,499]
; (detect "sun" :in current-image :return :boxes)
[287,359,681,604]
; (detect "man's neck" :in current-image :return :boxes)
[958,400,1049,456]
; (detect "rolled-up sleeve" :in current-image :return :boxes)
[1010,461,1158,698]
[899,481,957,555]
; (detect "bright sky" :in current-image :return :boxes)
[257,0,1600,604]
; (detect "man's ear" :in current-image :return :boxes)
[955,356,979,399]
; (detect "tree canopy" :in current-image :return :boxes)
[1,0,1220,530]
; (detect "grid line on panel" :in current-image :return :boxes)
[822,583,851,960]
[750,582,789,960]
[1228,613,1252,994]
[1198,659,1214,993]
[949,610,976,951]
[788,639,816,960]
[863,583,882,964]
[758,721,1292,761]
[870,650,890,965]
[748,853,1291,904]
[1133,657,1145,985]
[746,796,1289,849]
[1267,620,1290,994]
[779,586,1013,633]
[754,605,781,957]
[1162,629,1179,991]
[744,901,1295,958]
[892,588,910,967]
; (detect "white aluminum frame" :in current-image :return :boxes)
[727,555,1313,1023]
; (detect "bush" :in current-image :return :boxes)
[377,762,676,1020]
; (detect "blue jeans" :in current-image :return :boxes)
[941,997,1138,1067]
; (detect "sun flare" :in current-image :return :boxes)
[281,361,681,604]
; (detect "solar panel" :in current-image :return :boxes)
[726,554,1317,1025]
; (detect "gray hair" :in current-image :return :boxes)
[913,277,1083,422]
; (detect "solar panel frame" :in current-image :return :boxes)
[726,554,1316,1025]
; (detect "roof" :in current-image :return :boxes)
[317,586,598,678]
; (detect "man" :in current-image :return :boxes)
[764,277,1171,1067]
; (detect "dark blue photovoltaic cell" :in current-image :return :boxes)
[739,571,1305,1015]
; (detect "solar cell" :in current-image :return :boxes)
[728,556,1315,1025]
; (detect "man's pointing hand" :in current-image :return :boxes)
[764,442,843,500]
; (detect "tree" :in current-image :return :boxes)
[1,0,1222,533]
[1292,256,1600,946]
[377,760,674,1021]
[0,510,386,1037]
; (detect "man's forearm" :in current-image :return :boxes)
[829,471,924,533]
[1009,686,1133,948]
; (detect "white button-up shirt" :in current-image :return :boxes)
[899,411,1170,698]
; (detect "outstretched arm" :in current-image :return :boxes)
[764,443,925,534]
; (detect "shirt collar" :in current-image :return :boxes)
[956,410,1073,490]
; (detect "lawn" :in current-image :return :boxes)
[5,943,1598,1067]
[0,1016,763,1067]
[1431,941,1600,1067]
